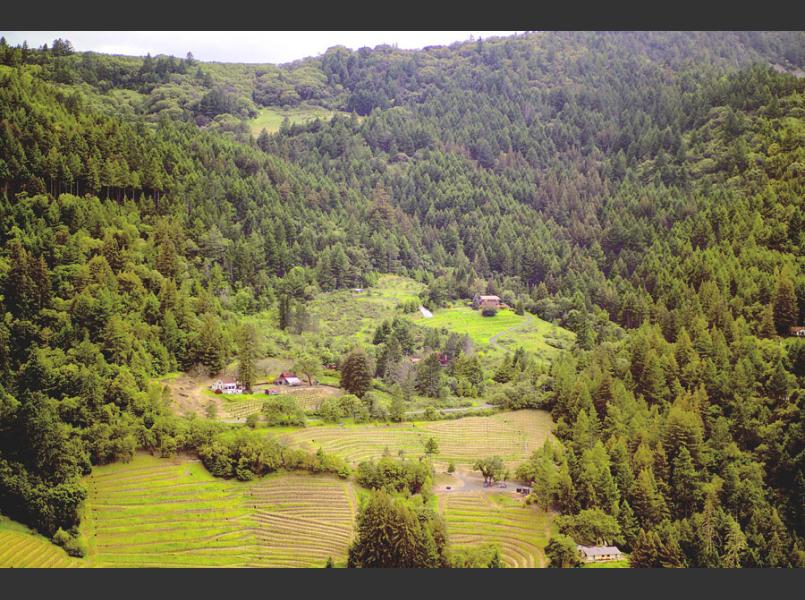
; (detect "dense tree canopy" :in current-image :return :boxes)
[0,32,802,565]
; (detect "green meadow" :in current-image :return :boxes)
[413,305,575,361]
[248,105,337,136]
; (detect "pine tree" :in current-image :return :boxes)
[670,446,701,519]
[617,500,640,551]
[772,273,797,335]
[237,323,258,392]
[630,529,661,568]
[340,347,373,398]
[414,352,442,398]
[758,303,777,338]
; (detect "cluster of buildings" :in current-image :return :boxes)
[209,371,305,395]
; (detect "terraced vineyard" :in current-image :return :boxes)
[83,454,255,567]
[278,409,553,468]
[439,492,553,568]
[247,473,356,567]
[0,517,84,568]
[81,453,356,568]
[222,399,265,420]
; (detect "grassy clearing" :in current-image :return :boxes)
[248,105,336,136]
[439,492,553,568]
[583,559,630,568]
[413,305,574,362]
[0,515,84,568]
[80,453,356,568]
[275,409,553,469]
[308,274,424,345]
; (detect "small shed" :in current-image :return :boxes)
[790,326,805,337]
[473,294,502,310]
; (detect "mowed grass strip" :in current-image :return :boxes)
[82,453,357,568]
[278,410,553,468]
[0,517,84,568]
[440,492,553,568]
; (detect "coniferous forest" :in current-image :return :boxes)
[0,31,803,568]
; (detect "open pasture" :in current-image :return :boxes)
[413,305,574,360]
[308,274,424,344]
[277,409,553,468]
[439,492,553,568]
[248,105,337,136]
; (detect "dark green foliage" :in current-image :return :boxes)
[262,397,306,427]
[545,534,582,568]
[556,508,623,546]
[237,323,258,392]
[355,457,432,496]
[0,32,803,562]
[347,490,449,568]
[414,352,443,398]
[339,347,373,398]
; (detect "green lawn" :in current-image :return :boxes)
[583,559,630,568]
[248,105,336,136]
[413,305,574,361]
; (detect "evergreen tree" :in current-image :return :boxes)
[237,323,258,392]
[772,273,797,335]
[630,529,661,568]
[340,348,373,398]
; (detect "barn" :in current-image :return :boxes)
[274,371,302,386]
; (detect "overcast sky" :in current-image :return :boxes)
[1,31,519,64]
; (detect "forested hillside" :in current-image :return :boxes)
[0,31,803,567]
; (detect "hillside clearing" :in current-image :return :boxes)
[248,105,337,136]
[412,306,574,361]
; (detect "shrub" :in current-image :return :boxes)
[53,527,87,558]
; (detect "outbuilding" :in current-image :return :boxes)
[274,371,302,386]
[576,545,624,563]
[210,380,243,394]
